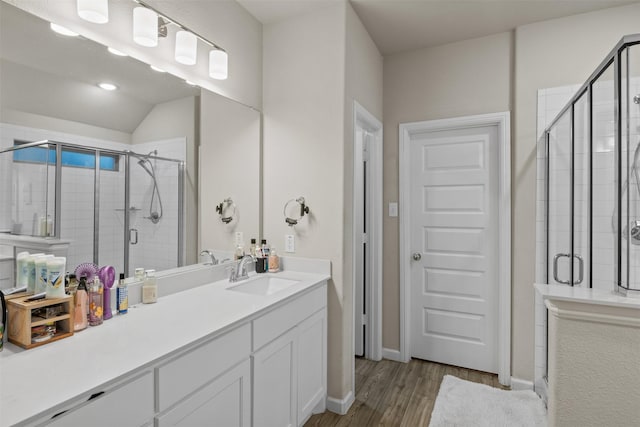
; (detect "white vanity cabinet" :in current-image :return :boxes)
[155,323,252,426]
[156,359,251,427]
[252,284,327,427]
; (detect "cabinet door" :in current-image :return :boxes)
[253,328,297,427]
[157,359,251,427]
[297,309,326,424]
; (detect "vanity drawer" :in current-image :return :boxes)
[46,371,154,427]
[156,322,251,412]
[253,284,327,351]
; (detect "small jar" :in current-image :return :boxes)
[88,277,104,326]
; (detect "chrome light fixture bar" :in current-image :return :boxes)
[132,0,228,79]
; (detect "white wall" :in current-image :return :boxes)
[132,96,198,265]
[382,32,513,351]
[199,90,261,254]
[263,3,348,400]
[513,2,640,381]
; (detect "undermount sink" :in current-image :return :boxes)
[227,276,299,296]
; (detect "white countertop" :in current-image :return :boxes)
[0,267,330,426]
[534,283,640,309]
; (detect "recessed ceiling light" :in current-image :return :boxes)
[107,47,127,57]
[98,82,117,91]
[50,23,79,37]
[150,65,166,73]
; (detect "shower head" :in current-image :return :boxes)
[137,158,154,178]
[634,95,640,105]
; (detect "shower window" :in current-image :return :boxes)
[12,141,119,171]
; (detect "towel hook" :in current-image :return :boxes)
[284,197,310,226]
[215,197,236,224]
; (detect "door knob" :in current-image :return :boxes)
[412,252,422,261]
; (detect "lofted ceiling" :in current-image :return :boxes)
[236,0,639,55]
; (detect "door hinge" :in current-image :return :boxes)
[361,313,368,326]
[362,233,369,244]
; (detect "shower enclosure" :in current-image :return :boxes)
[0,139,184,277]
[540,34,640,295]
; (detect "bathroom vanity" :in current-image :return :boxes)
[0,259,329,427]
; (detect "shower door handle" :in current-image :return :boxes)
[553,253,571,285]
[574,254,584,285]
[130,228,138,245]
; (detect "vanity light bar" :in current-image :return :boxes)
[131,0,228,79]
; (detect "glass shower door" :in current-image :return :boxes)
[128,155,182,276]
[573,93,590,288]
[548,110,573,285]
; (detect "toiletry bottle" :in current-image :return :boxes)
[269,247,280,273]
[255,246,265,273]
[249,238,257,257]
[25,253,44,293]
[88,277,103,326]
[261,239,270,272]
[46,257,66,299]
[74,277,88,331]
[16,252,30,289]
[142,270,157,304]
[134,268,145,281]
[34,254,54,294]
[66,274,78,295]
[117,273,128,314]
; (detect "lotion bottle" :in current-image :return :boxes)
[74,277,88,331]
[142,270,157,304]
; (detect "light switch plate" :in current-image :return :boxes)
[389,202,398,217]
[285,235,295,253]
[235,231,244,247]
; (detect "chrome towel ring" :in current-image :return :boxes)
[284,197,310,226]
[216,197,236,224]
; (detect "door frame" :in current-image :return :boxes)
[399,111,511,385]
[352,101,383,362]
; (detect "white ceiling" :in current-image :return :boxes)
[237,0,639,55]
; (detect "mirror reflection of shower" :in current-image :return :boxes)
[130,150,163,224]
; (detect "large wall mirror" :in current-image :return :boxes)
[0,1,260,280]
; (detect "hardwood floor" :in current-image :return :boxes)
[305,358,507,427]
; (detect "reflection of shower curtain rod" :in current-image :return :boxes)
[0,139,184,164]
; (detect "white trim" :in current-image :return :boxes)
[382,347,403,362]
[545,299,640,328]
[326,391,355,415]
[352,101,383,362]
[510,378,534,391]
[399,111,512,384]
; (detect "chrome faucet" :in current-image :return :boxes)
[200,249,218,265]
[229,255,255,282]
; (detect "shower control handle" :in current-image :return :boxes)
[130,228,138,245]
[412,252,422,261]
[552,253,571,285]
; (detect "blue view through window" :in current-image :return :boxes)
[12,145,118,171]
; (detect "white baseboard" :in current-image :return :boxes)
[382,348,404,362]
[511,377,534,391]
[326,391,354,415]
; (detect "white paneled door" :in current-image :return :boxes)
[409,124,499,373]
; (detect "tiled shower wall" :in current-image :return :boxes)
[0,123,185,277]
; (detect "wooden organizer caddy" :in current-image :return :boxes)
[6,293,74,349]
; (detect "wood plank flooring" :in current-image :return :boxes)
[305,358,507,427]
